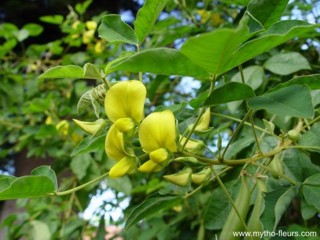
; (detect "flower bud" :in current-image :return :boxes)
[174,157,200,165]
[188,108,210,132]
[180,136,204,154]
[288,129,300,142]
[191,168,211,185]
[269,154,284,178]
[73,118,106,135]
[163,168,192,187]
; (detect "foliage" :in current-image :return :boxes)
[1,0,320,239]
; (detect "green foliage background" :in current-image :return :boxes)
[1,0,320,239]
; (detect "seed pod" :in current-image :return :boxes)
[220,172,251,240]
[269,154,284,178]
[246,177,266,239]
[191,168,211,185]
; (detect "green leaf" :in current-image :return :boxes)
[106,48,210,78]
[134,0,168,43]
[75,0,92,15]
[98,14,138,45]
[0,175,17,191]
[203,188,231,230]
[261,188,287,231]
[301,196,318,220]
[303,185,320,211]
[39,15,64,25]
[30,220,51,240]
[248,85,314,118]
[269,74,320,92]
[70,153,92,180]
[264,52,311,75]
[83,63,103,80]
[31,166,58,191]
[204,82,255,106]
[22,23,44,36]
[180,22,251,74]
[222,20,319,75]
[71,134,106,157]
[224,137,255,160]
[274,185,299,230]
[247,0,289,29]
[15,29,29,42]
[94,215,106,240]
[0,176,55,200]
[106,176,132,195]
[125,195,182,229]
[227,66,264,112]
[303,173,320,186]
[299,123,320,152]
[38,65,84,79]
[0,39,17,57]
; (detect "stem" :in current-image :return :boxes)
[239,65,262,155]
[211,112,279,138]
[181,77,216,151]
[50,172,109,196]
[252,162,297,185]
[137,44,143,82]
[184,166,233,199]
[221,110,251,160]
[209,166,248,231]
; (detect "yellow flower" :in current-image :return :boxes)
[114,118,135,134]
[139,110,177,153]
[105,124,136,177]
[138,110,177,172]
[105,124,131,161]
[86,21,97,31]
[109,156,136,178]
[105,80,146,123]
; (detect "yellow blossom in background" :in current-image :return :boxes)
[56,120,69,136]
[94,41,104,54]
[138,110,177,172]
[85,21,97,31]
[82,30,95,44]
[105,80,146,123]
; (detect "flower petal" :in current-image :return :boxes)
[138,160,163,173]
[114,118,135,133]
[150,148,169,164]
[105,124,127,161]
[109,156,136,178]
[139,110,177,153]
[105,80,146,122]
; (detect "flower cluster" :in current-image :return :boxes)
[103,80,179,178]
[74,79,211,184]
